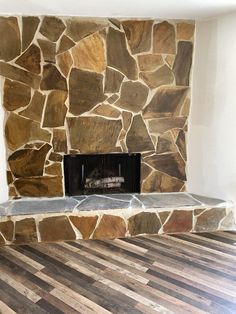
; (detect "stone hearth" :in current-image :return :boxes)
[0,193,234,245]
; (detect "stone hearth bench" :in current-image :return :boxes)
[0,192,235,245]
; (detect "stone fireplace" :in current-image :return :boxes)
[0,16,194,198]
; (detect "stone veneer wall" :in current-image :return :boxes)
[0,16,195,198]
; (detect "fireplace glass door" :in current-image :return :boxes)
[64,153,141,196]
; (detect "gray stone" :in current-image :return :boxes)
[76,195,130,211]
[190,194,226,206]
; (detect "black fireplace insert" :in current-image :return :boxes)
[64,153,141,196]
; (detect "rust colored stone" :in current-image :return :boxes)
[153,21,176,54]
[128,212,161,236]
[52,129,67,153]
[70,216,98,240]
[40,17,66,42]
[39,216,76,242]
[40,64,67,91]
[19,91,46,123]
[3,79,31,111]
[163,210,193,233]
[14,218,37,244]
[93,215,126,239]
[15,44,41,74]
[22,16,40,51]
[195,208,226,232]
[140,65,174,89]
[0,221,14,241]
[138,54,163,72]
[57,51,73,77]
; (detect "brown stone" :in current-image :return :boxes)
[140,65,174,89]
[19,91,46,123]
[0,221,14,241]
[122,20,153,54]
[7,171,13,185]
[126,115,154,152]
[104,67,124,93]
[38,39,56,63]
[138,54,163,72]
[92,104,121,118]
[0,17,21,62]
[143,87,188,118]
[49,152,63,162]
[8,143,51,178]
[173,41,193,86]
[42,91,68,127]
[115,81,149,113]
[107,28,138,80]
[14,218,37,244]
[67,116,122,153]
[22,17,40,51]
[57,51,73,77]
[45,163,62,176]
[9,186,18,198]
[153,21,176,54]
[141,162,153,182]
[122,111,132,131]
[40,17,66,42]
[3,79,31,111]
[39,216,76,242]
[128,212,161,236]
[57,35,75,54]
[52,129,67,153]
[148,117,187,134]
[0,234,5,245]
[15,44,41,74]
[0,62,40,89]
[181,98,190,116]
[156,133,177,154]
[107,94,119,104]
[163,210,192,233]
[70,216,98,240]
[66,18,108,42]
[176,130,187,161]
[109,19,121,29]
[159,212,170,225]
[145,153,186,181]
[141,170,184,193]
[5,113,51,151]
[93,215,126,239]
[177,22,195,40]
[69,68,106,115]
[195,208,226,232]
[165,55,175,69]
[71,33,106,73]
[14,176,63,197]
[40,64,67,91]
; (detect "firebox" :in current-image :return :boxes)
[64,153,141,196]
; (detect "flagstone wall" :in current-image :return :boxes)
[0,16,195,197]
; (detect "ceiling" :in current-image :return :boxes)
[0,0,235,20]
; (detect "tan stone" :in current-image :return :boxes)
[115,81,149,113]
[122,20,153,54]
[153,21,176,54]
[126,114,154,152]
[163,210,192,233]
[14,218,37,244]
[5,113,51,151]
[40,17,66,42]
[66,18,108,42]
[93,215,126,239]
[52,129,67,153]
[19,91,46,123]
[148,117,187,134]
[0,17,21,62]
[141,170,184,193]
[57,51,73,77]
[39,216,76,242]
[122,111,132,131]
[22,17,40,51]
[70,216,98,240]
[67,116,122,153]
[8,143,51,178]
[15,44,41,74]
[165,55,175,69]
[9,186,18,198]
[0,221,14,241]
[40,64,67,91]
[38,39,56,63]
[140,65,174,89]
[107,94,119,104]
[0,62,40,89]
[138,54,163,72]
[104,67,124,93]
[176,22,195,40]
[57,35,75,54]
[128,212,161,236]
[71,33,106,73]
[3,79,31,111]
[141,162,152,182]
[14,176,63,197]
[107,27,138,80]
[159,212,170,225]
[42,91,68,127]
[92,104,121,118]
[45,163,62,176]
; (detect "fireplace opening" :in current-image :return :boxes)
[64,153,141,196]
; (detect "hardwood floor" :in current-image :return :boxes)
[0,232,236,313]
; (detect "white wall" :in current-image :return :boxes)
[187,11,236,202]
